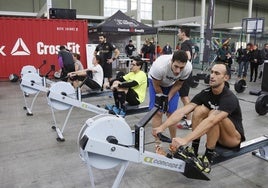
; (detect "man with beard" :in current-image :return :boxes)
[148,50,192,155]
[94,33,120,85]
[153,63,245,173]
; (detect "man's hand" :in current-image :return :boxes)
[171,137,188,149]
[152,126,165,138]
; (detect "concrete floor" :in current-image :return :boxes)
[0,73,268,188]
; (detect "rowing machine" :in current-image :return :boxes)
[47,81,108,141]
[19,65,55,116]
[78,94,210,188]
[213,135,268,164]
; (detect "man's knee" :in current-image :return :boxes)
[193,105,210,119]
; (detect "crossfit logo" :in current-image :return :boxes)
[11,38,30,56]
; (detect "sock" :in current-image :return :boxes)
[191,139,200,155]
[117,91,126,111]
[204,148,215,163]
[113,91,120,108]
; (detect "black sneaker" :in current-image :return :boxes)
[196,155,211,173]
[173,146,195,160]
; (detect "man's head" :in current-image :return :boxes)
[177,26,191,41]
[93,55,101,65]
[130,56,143,73]
[209,63,230,88]
[171,50,188,76]
[98,34,106,44]
[59,45,66,51]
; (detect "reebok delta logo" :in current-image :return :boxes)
[11,38,30,56]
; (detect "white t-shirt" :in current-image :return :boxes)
[148,54,192,87]
[92,64,103,87]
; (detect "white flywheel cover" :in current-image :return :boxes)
[78,114,133,169]
[48,81,76,110]
[21,65,37,76]
[20,73,43,94]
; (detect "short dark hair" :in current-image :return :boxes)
[98,33,106,38]
[172,50,188,63]
[95,55,101,63]
[179,26,191,37]
[132,56,143,69]
[59,45,65,50]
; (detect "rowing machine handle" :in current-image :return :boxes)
[157,133,172,143]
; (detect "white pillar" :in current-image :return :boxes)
[199,0,206,63]
[246,0,253,43]
[136,0,141,53]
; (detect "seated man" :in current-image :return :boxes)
[106,56,147,117]
[68,55,103,90]
[152,63,245,173]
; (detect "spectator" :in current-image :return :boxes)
[125,40,136,57]
[237,43,252,80]
[162,43,173,54]
[249,44,262,82]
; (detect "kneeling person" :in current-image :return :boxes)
[153,63,245,173]
[107,56,147,117]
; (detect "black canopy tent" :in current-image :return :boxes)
[89,10,157,35]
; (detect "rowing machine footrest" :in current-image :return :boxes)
[182,158,210,181]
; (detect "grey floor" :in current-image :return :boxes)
[1,72,268,188]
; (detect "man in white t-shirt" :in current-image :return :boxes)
[68,55,103,89]
[148,50,192,155]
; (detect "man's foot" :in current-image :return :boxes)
[173,146,194,160]
[177,119,192,129]
[105,104,114,111]
[155,145,166,156]
[112,106,126,117]
[196,155,211,173]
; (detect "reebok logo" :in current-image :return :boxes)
[11,38,30,56]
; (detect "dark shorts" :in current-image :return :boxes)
[126,88,140,106]
[148,79,180,113]
[179,72,192,97]
[103,62,113,78]
[70,76,101,90]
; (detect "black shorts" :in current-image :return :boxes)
[179,72,192,97]
[126,89,140,106]
[103,62,113,78]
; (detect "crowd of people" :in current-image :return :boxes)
[56,29,268,174]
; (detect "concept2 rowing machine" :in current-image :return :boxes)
[78,94,210,188]
[47,81,108,141]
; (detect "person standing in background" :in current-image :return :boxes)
[177,26,194,129]
[125,39,136,67]
[94,33,120,85]
[162,42,172,55]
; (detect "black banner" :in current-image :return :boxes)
[203,0,215,64]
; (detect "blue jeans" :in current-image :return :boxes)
[238,61,249,78]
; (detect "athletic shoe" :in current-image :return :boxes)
[177,119,192,130]
[105,104,114,111]
[118,109,126,118]
[197,155,211,173]
[112,106,126,118]
[112,106,120,114]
